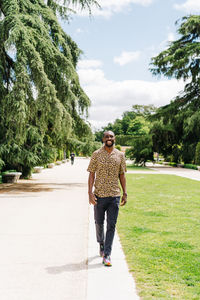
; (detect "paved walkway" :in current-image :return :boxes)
[87,204,139,300]
[0,159,89,300]
[128,164,200,181]
[1,159,200,300]
[0,158,139,300]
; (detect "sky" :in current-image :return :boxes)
[62,0,200,130]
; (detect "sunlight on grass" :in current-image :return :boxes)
[117,174,200,299]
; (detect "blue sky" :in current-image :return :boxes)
[62,0,200,130]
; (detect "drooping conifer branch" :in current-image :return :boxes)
[150,15,200,164]
[0,0,98,176]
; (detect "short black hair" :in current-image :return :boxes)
[103,130,115,137]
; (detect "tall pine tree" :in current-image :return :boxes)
[0,0,98,176]
[150,15,200,163]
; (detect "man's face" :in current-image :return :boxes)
[103,131,115,148]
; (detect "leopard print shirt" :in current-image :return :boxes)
[87,146,127,197]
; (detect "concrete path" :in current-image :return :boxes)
[87,205,139,300]
[128,164,200,181]
[152,165,200,181]
[0,158,140,300]
[0,159,89,300]
[1,159,199,300]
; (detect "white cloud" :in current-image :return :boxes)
[114,51,141,66]
[174,0,200,12]
[167,32,175,42]
[78,68,106,85]
[72,0,154,18]
[77,59,103,69]
[76,28,84,34]
[78,67,186,130]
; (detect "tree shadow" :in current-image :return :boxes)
[0,181,86,195]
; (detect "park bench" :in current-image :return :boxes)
[2,172,22,183]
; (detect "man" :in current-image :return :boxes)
[87,131,127,267]
[70,153,75,165]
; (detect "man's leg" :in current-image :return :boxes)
[94,198,107,251]
[104,197,120,257]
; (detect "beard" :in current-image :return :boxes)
[105,140,114,147]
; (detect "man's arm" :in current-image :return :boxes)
[88,172,97,205]
[119,173,127,206]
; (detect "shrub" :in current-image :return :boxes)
[2,170,17,174]
[125,148,132,158]
[115,144,122,151]
[183,164,198,170]
[168,162,177,167]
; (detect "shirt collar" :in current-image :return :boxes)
[101,145,116,154]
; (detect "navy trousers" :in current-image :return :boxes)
[94,196,120,256]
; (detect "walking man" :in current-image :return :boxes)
[87,131,127,266]
[70,153,75,165]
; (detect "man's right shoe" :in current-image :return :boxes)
[99,243,104,257]
[102,255,112,267]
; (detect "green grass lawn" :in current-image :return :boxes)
[117,174,200,299]
[126,165,152,171]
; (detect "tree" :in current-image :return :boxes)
[195,142,200,165]
[95,104,155,143]
[150,15,200,163]
[131,104,156,117]
[127,135,153,166]
[127,116,149,136]
[0,0,98,176]
[150,15,200,84]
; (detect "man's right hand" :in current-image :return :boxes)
[88,192,97,205]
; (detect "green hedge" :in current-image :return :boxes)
[115,135,141,146]
[1,170,17,174]
[183,164,198,170]
[168,162,177,167]
[168,163,198,170]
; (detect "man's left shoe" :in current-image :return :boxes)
[102,255,112,267]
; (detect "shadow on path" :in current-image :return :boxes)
[0,181,87,195]
[45,256,103,274]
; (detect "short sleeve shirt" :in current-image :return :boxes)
[87,146,127,197]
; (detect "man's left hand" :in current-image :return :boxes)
[120,193,127,206]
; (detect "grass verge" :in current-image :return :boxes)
[126,165,152,171]
[117,174,200,299]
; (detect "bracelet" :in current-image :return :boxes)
[123,193,127,196]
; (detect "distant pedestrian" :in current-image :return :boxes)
[87,131,127,267]
[70,153,75,165]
